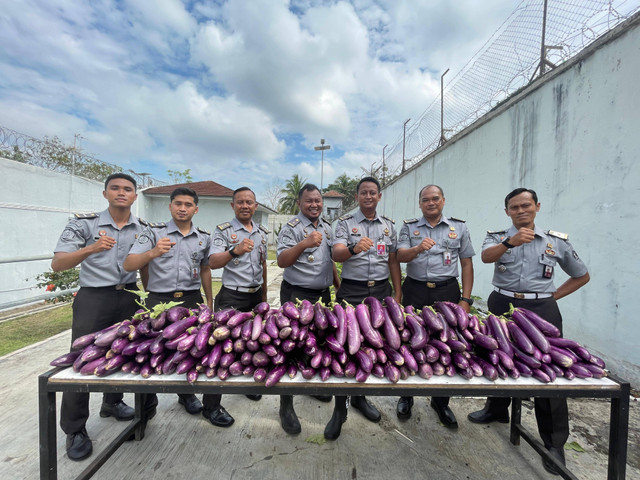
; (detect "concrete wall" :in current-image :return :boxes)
[378,15,640,385]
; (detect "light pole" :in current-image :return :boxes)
[314,138,331,191]
[402,118,410,173]
[382,144,388,186]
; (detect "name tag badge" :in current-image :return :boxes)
[192,267,199,280]
[543,265,554,278]
[443,251,452,265]
[376,242,386,256]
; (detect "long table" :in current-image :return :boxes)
[39,368,630,480]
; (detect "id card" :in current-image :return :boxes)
[443,251,452,265]
[376,242,386,256]
[192,267,200,280]
[543,265,553,279]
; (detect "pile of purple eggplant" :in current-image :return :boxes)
[50,298,606,386]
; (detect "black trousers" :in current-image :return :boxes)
[202,286,262,410]
[335,281,392,306]
[402,276,461,409]
[141,290,205,410]
[484,291,569,449]
[280,279,331,305]
[60,285,138,434]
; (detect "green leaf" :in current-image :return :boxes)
[565,441,585,452]
[305,434,326,446]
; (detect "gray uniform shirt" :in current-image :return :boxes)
[277,213,333,290]
[211,217,268,288]
[129,219,211,292]
[398,215,475,282]
[54,209,144,287]
[334,210,397,282]
[482,225,588,293]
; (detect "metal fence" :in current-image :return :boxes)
[0,125,165,188]
[381,0,640,177]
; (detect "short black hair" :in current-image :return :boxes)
[104,173,136,190]
[233,186,256,201]
[170,187,198,205]
[505,188,538,208]
[298,183,321,200]
[357,176,381,193]
[418,184,444,200]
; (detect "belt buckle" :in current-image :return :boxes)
[173,292,184,298]
[247,287,257,293]
[514,292,525,299]
[426,282,436,289]
[367,280,375,287]
[115,284,125,290]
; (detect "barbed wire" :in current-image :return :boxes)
[381,0,640,177]
[0,125,166,187]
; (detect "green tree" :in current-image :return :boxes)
[326,173,359,213]
[167,168,193,183]
[278,174,307,214]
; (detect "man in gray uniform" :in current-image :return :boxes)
[125,186,213,420]
[467,188,589,475]
[324,176,402,440]
[396,184,475,428]
[276,183,340,434]
[52,173,145,461]
[202,186,269,427]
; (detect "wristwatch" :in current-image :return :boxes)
[348,244,357,255]
[460,297,474,306]
[228,246,240,258]
[501,237,515,249]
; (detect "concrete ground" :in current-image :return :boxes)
[0,261,638,480]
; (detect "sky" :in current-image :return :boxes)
[0,0,521,202]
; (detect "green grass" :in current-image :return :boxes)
[0,305,73,357]
[0,280,224,357]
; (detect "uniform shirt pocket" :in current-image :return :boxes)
[539,254,557,267]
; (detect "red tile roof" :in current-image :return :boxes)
[144,181,234,197]
[323,190,345,198]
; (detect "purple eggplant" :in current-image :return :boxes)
[428,338,451,354]
[264,314,279,339]
[311,302,327,330]
[539,363,557,382]
[323,307,338,329]
[282,301,301,320]
[229,361,244,376]
[217,367,230,380]
[167,306,190,323]
[418,363,433,379]
[298,300,314,325]
[495,349,515,371]
[72,332,98,350]
[581,363,606,378]
[381,308,402,350]
[446,339,467,353]
[569,363,593,379]
[470,355,498,381]
[375,348,387,365]
[511,309,550,353]
[512,306,561,338]
[424,344,440,363]
[252,351,270,367]
[439,351,451,366]
[434,301,457,327]
[227,311,254,329]
[214,308,235,325]
[250,314,263,341]
[364,296,385,328]
[150,352,166,369]
[547,337,582,350]
[531,368,551,383]
[443,301,468,330]
[110,337,130,354]
[513,346,542,369]
[163,315,198,340]
[262,344,278,357]
[252,367,267,382]
[355,349,373,372]
[487,314,513,358]
[384,362,400,383]
[405,313,427,350]
[218,352,235,369]
[197,304,212,324]
[334,304,347,346]
[549,346,575,368]
[241,319,253,340]
[80,345,108,363]
[420,306,443,332]
[265,364,287,387]
[50,350,82,367]
[345,304,362,355]
[452,352,469,370]
[186,368,199,383]
[253,301,270,316]
[400,345,419,372]
[506,321,534,354]
[356,367,371,382]
[94,328,120,347]
[80,357,107,375]
[194,322,213,351]
[116,322,133,338]
[355,303,383,348]
[325,335,345,354]
[384,296,405,328]
[467,358,484,377]
[275,313,291,329]
[589,355,605,368]
[165,331,189,350]
[135,338,155,355]
[105,354,127,371]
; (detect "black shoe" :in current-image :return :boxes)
[311,395,332,402]
[202,405,235,427]
[66,428,92,461]
[178,394,203,415]
[279,403,301,434]
[430,400,458,429]
[396,396,414,420]
[99,400,135,421]
[467,406,509,424]
[324,401,348,440]
[350,396,381,423]
[542,446,566,476]
[245,394,262,401]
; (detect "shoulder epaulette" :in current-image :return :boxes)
[320,217,331,224]
[148,222,166,228]
[259,224,270,234]
[217,222,232,231]
[403,218,419,224]
[74,212,98,219]
[287,217,300,227]
[338,214,352,221]
[450,216,466,223]
[547,230,569,240]
[138,218,148,226]
[487,229,507,234]
[381,215,395,224]
[197,227,211,235]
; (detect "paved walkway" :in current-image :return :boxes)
[0,261,637,479]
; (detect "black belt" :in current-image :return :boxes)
[83,283,138,291]
[341,278,388,288]
[148,289,200,299]
[406,276,457,289]
[282,279,329,295]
